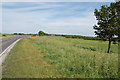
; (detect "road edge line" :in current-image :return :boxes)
[0,39,21,57]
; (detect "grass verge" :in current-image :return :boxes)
[2,38,61,78]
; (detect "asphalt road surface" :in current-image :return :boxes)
[0,36,29,54]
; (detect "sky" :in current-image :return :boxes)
[1,1,114,36]
[1,0,115,2]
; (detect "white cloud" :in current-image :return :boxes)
[2,2,110,36]
[2,3,64,12]
[2,6,96,36]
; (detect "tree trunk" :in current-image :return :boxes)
[107,38,111,53]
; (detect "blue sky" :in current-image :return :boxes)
[1,2,113,36]
[1,0,115,2]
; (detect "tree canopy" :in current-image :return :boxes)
[38,31,48,36]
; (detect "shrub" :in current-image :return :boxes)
[2,35,6,36]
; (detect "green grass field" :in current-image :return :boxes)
[0,34,30,37]
[0,34,2,37]
[0,34,18,37]
[2,37,119,78]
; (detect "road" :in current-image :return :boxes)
[0,36,29,54]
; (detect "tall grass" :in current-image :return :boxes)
[2,37,118,78]
[2,38,61,78]
[32,37,118,78]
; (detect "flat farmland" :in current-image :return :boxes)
[2,36,118,78]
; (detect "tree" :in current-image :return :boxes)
[38,31,47,36]
[93,2,120,53]
[111,2,120,40]
[13,33,18,35]
[112,1,120,54]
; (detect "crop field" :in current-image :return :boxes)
[2,36,118,78]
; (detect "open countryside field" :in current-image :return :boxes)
[2,37,118,78]
[0,34,18,37]
[0,34,2,37]
[0,34,31,37]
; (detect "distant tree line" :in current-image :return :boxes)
[38,31,118,44]
[13,33,35,35]
[13,33,25,35]
[1,33,36,37]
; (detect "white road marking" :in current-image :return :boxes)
[0,39,21,60]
